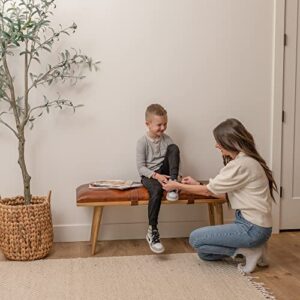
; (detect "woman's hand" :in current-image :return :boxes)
[162,177,213,197]
[155,174,169,185]
[162,180,180,191]
[181,176,200,185]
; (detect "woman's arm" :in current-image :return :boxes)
[178,182,213,196]
[162,179,219,197]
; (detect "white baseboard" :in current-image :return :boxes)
[53,218,234,242]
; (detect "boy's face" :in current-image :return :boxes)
[146,114,168,138]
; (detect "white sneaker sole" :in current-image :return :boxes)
[166,193,179,201]
[146,235,165,254]
[166,197,178,202]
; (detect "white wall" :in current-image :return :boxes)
[0,0,275,241]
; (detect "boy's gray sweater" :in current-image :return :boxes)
[136,133,173,178]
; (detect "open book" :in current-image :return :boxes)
[89,180,143,190]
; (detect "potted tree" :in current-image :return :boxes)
[0,0,98,260]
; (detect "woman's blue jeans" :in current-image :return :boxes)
[189,210,272,261]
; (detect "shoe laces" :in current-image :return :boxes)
[151,229,161,244]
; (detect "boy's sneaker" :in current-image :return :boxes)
[166,190,179,201]
[146,226,165,254]
[166,179,179,201]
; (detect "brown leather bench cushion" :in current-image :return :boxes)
[76,184,222,204]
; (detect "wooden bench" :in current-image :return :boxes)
[76,184,227,255]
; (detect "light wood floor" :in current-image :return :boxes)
[1,231,299,300]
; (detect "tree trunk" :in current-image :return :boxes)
[18,130,31,205]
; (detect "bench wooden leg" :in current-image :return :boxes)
[208,204,215,225]
[90,206,103,255]
[215,203,224,225]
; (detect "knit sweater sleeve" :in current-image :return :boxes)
[136,137,154,178]
[207,161,250,195]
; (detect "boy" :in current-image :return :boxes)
[136,104,180,253]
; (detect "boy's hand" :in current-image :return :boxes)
[181,176,200,185]
[155,174,170,184]
[162,180,180,191]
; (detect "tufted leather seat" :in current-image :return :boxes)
[76,184,220,205]
[76,183,226,255]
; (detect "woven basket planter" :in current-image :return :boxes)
[0,192,53,261]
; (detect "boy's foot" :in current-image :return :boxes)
[166,190,179,201]
[234,246,264,273]
[166,179,179,201]
[146,226,165,254]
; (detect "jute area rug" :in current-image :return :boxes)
[0,253,273,300]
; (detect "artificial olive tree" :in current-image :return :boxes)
[0,0,98,204]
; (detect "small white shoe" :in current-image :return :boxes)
[166,190,179,201]
[146,226,165,254]
[166,179,179,201]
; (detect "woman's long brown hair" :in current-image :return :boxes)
[213,118,278,200]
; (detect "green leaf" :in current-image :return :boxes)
[42,46,51,52]
[32,57,40,63]
[19,50,31,55]
[2,31,11,39]
[75,104,84,108]
[2,16,14,24]
[17,19,21,31]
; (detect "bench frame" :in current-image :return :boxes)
[77,197,226,255]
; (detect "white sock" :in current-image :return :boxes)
[257,243,269,267]
[233,246,263,273]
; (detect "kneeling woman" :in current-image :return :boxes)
[162,118,277,273]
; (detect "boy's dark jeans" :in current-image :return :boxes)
[141,144,180,226]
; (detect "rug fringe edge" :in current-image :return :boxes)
[238,265,277,300]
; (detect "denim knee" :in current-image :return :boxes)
[189,229,202,248]
[189,226,211,248]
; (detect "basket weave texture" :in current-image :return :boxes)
[0,195,53,261]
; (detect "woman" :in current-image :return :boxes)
[162,118,277,273]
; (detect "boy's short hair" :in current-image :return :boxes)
[145,104,167,120]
